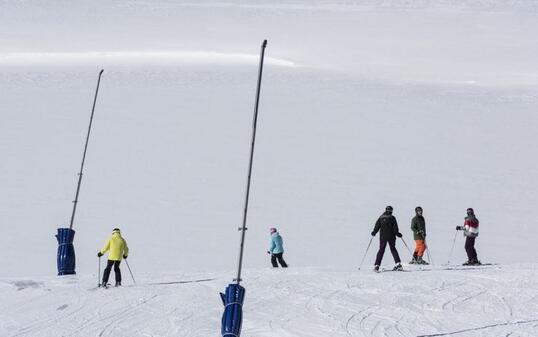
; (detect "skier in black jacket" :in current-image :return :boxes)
[371,206,403,272]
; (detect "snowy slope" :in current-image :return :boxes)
[1,0,538,336]
[2,264,538,336]
[3,62,538,277]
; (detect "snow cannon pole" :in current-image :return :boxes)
[69,69,104,230]
[220,40,267,337]
[56,69,104,276]
[234,39,267,286]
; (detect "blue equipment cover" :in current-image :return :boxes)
[220,283,246,337]
[56,228,76,275]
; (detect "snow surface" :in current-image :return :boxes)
[2,265,538,336]
[1,0,538,336]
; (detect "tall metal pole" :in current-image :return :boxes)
[235,40,267,285]
[69,69,104,230]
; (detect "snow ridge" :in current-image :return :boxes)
[0,51,296,67]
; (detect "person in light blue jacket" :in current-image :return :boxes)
[267,227,288,268]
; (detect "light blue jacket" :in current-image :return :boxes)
[269,232,284,254]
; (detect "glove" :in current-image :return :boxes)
[396,233,403,238]
[123,255,128,259]
[456,226,463,230]
[371,231,376,237]
[267,251,271,254]
[97,252,103,258]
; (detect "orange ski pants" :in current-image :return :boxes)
[414,240,426,257]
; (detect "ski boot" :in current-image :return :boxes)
[115,281,121,287]
[470,259,481,266]
[417,256,429,265]
[409,253,418,264]
[393,263,403,271]
[374,265,380,273]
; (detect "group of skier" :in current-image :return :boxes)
[94,207,479,286]
[371,205,480,272]
[95,226,289,287]
[262,205,480,274]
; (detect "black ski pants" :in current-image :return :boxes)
[374,238,401,266]
[102,260,121,285]
[465,236,478,262]
[271,253,288,268]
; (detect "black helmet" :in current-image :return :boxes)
[415,206,423,213]
[385,205,393,212]
[466,208,474,214]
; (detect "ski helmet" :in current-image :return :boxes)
[466,208,474,214]
[270,227,277,233]
[415,206,423,213]
[385,205,393,212]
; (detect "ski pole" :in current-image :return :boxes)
[358,236,374,270]
[426,248,433,266]
[399,237,413,258]
[425,238,434,266]
[447,230,459,265]
[98,256,101,287]
[124,259,136,285]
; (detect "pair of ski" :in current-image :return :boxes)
[357,266,408,272]
[87,283,123,291]
[99,283,120,289]
[360,263,497,273]
[441,263,497,271]
[87,284,119,291]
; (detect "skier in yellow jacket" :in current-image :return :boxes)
[97,228,129,287]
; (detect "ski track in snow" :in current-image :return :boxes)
[2,267,538,336]
[1,275,222,337]
[240,265,538,337]
[7,266,531,337]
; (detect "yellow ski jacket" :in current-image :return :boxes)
[100,230,129,261]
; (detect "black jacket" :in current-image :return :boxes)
[372,211,401,240]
